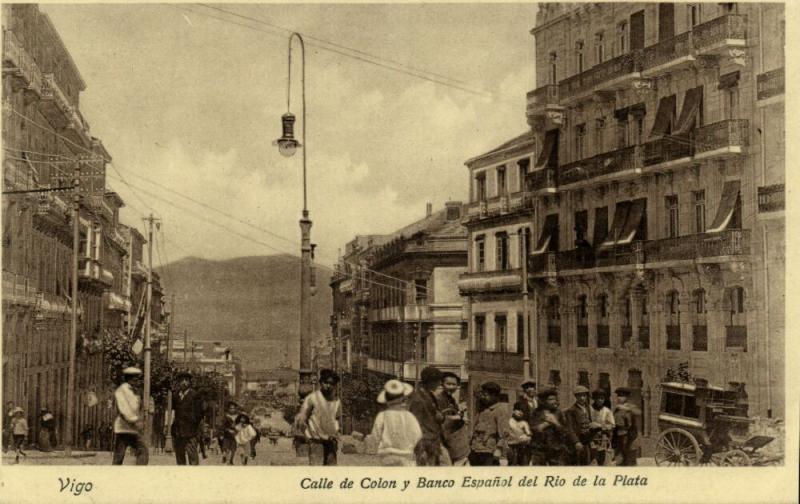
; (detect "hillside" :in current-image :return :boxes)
[157,254,332,371]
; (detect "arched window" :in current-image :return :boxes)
[725,286,747,350]
[547,296,561,345]
[666,291,681,350]
[597,293,610,347]
[639,294,650,349]
[621,295,633,345]
[577,295,589,347]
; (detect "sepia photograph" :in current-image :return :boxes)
[0,1,795,502]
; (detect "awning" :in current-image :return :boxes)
[649,94,676,137]
[718,71,740,90]
[708,181,741,233]
[600,201,631,248]
[629,102,646,117]
[534,129,559,171]
[616,198,647,245]
[532,214,559,255]
[674,86,703,135]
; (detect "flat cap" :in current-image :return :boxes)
[521,381,537,389]
[573,385,590,396]
[480,382,502,395]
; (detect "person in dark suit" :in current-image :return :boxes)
[408,366,447,466]
[514,381,538,426]
[171,371,205,465]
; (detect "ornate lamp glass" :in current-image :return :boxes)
[274,112,301,158]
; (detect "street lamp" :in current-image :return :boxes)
[274,32,314,398]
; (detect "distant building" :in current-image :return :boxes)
[169,340,243,397]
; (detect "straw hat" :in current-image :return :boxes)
[377,379,413,404]
[122,367,143,376]
[11,406,24,415]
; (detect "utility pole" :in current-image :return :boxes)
[520,228,531,382]
[164,293,175,453]
[126,229,134,331]
[65,166,81,456]
[183,329,188,366]
[142,213,160,447]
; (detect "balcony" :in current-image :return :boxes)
[757,184,784,215]
[2,30,44,99]
[528,168,557,194]
[2,271,37,306]
[559,145,642,189]
[39,73,73,129]
[466,350,523,375]
[526,84,564,127]
[694,119,748,160]
[642,136,693,171]
[559,52,641,105]
[458,268,522,295]
[403,361,466,381]
[462,192,533,224]
[641,31,695,77]
[756,68,784,107]
[63,108,92,148]
[100,268,114,287]
[724,325,747,350]
[108,292,131,312]
[644,229,750,262]
[369,304,432,323]
[693,14,747,59]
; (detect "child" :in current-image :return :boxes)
[10,407,28,464]
[234,413,258,466]
[369,379,422,466]
[218,402,239,464]
[506,407,532,466]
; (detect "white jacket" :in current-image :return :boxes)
[114,382,142,434]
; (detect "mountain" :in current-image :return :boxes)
[156,254,332,371]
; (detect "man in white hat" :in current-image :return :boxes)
[112,367,149,465]
[368,379,421,466]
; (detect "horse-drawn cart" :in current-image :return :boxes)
[654,381,780,466]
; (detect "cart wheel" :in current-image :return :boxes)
[720,449,751,467]
[654,428,702,466]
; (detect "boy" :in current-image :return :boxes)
[506,407,532,466]
[369,379,421,466]
[10,407,28,464]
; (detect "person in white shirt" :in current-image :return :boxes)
[112,367,149,465]
[369,379,422,466]
[588,389,615,466]
[295,369,341,465]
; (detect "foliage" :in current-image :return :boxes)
[339,371,384,433]
[102,331,175,406]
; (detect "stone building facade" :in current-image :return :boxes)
[524,2,784,438]
[459,131,537,415]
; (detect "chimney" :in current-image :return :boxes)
[445,201,463,221]
[426,202,433,217]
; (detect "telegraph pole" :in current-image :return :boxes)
[520,228,531,382]
[142,214,160,447]
[164,293,175,453]
[64,167,81,456]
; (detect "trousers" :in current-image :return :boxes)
[112,433,149,465]
[174,436,200,465]
[308,439,337,466]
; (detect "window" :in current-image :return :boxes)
[475,316,486,350]
[547,296,561,345]
[721,3,736,14]
[575,123,586,160]
[666,291,681,350]
[635,115,645,145]
[475,236,485,272]
[577,295,589,347]
[575,41,584,74]
[688,4,700,28]
[617,115,629,148]
[549,52,558,85]
[693,191,706,233]
[617,22,628,55]
[495,315,507,352]
[517,158,530,191]
[578,370,590,388]
[496,232,509,270]
[725,287,747,349]
[694,289,706,315]
[729,286,745,315]
[497,166,507,195]
[476,173,487,202]
[516,313,525,355]
[414,278,427,304]
[548,369,562,388]
[666,195,679,238]
[595,32,605,64]
[621,295,633,345]
[724,86,739,120]
[595,118,606,154]
[574,210,588,243]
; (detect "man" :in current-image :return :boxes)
[612,387,640,466]
[564,386,593,465]
[296,369,341,466]
[514,381,538,427]
[408,366,447,465]
[112,367,149,465]
[437,371,469,466]
[530,388,577,466]
[171,371,205,465]
[588,389,614,466]
[468,382,507,466]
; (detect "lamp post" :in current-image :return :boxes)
[275,32,314,398]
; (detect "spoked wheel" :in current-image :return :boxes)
[720,449,751,467]
[654,428,702,466]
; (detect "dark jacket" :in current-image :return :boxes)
[408,388,444,442]
[171,388,204,438]
[564,402,596,445]
[530,407,577,456]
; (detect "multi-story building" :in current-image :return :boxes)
[2,5,168,448]
[459,131,537,415]
[523,2,784,439]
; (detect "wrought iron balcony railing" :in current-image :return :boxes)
[757,67,784,102]
[466,350,522,374]
[757,184,784,213]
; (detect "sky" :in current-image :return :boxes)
[42,3,538,269]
